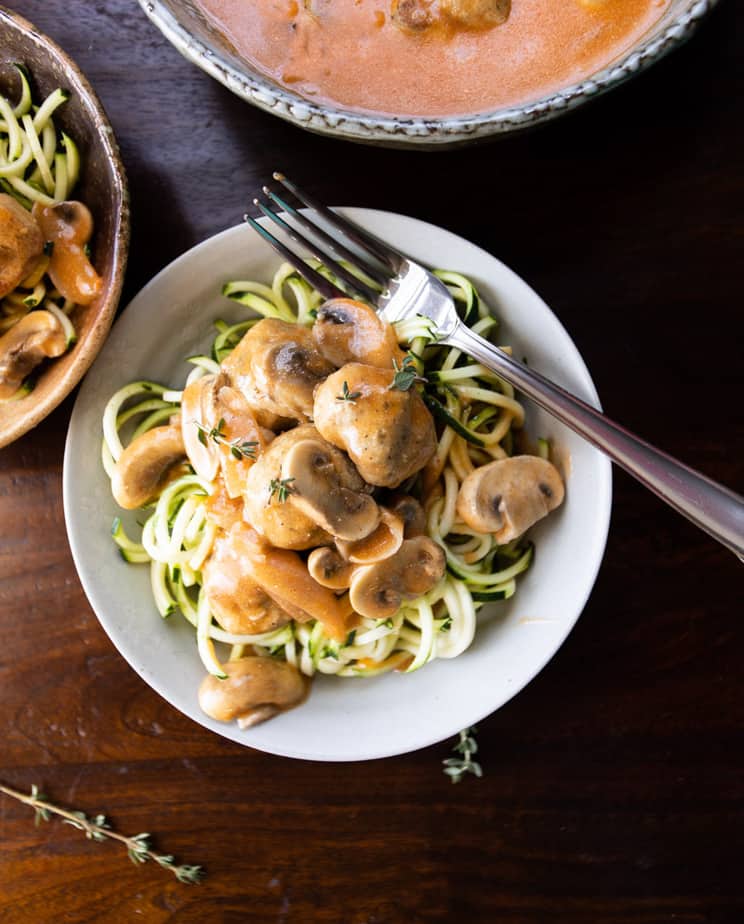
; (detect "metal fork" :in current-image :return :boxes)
[245,173,744,560]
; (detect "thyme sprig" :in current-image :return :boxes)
[442,727,482,783]
[194,417,257,460]
[0,782,204,883]
[389,354,427,392]
[268,476,296,503]
[336,380,361,404]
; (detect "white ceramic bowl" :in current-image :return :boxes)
[137,0,718,147]
[64,210,612,761]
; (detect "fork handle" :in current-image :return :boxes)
[449,323,744,560]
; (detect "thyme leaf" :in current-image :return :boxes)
[442,727,482,784]
[389,354,427,392]
[336,380,361,404]
[0,781,204,884]
[268,477,295,503]
[193,419,257,460]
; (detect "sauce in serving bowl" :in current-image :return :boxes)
[194,0,671,117]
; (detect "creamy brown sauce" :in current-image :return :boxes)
[195,0,671,117]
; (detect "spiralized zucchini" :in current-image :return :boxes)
[103,263,540,683]
[0,66,81,369]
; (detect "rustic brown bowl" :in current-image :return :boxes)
[0,7,129,449]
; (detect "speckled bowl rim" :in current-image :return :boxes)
[0,7,129,448]
[137,0,720,146]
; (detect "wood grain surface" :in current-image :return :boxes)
[1,1,742,921]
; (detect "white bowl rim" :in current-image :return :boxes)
[63,208,613,761]
[137,0,720,144]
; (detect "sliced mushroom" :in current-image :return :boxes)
[181,373,273,497]
[182,374,268,495]
[312,298,405,370]
[388,494,427,538]
[244,425,331,550]
[111,424,186,509]
[32,200,102,305]
[313,363,436,488]
[181,373,223,482]
[280,437,380,542]
[349,536,445,619]
[307,546,355,590]
[222,318,334,429]
[202,530,292,635]
[456,455,565,543]
[0,310,67,399]
[335,506,404,564]
[244,424,375,550]
[0,193,44,299]
[181,375,226,481]
[198,657,308,728]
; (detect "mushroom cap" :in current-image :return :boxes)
[456,455,565,543]
[307,546,355,590]
[244,424,377,549]
[198,657,308,726]
[0,193,44,299]
[111,424,186,509]
[349,536,446,619]
[222,318,334,429]
[312,298,405,369]
[280,437,380,542]
[313,363,437,488]
[243,425,334,550]
[0,310,67,399]
[388,494,427,538]
[335,506,404,564]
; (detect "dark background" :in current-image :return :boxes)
[0,1,742,921]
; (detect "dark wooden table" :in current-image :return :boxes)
[1,2,742,921]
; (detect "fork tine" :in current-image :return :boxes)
[254,197,381,305]
[243,213,346,302]
[262,185,389,288]
[273,172,404,272]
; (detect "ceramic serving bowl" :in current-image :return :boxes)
[64,210,612,761]
[0,7,129,449]
[137,0,719,148]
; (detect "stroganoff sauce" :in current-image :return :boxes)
[194,0,671,117]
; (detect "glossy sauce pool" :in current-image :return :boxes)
[194,0,671,117]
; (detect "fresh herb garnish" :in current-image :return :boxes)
[442,727,482,784]
[193,418,257,460]
[389,354,427,392]
[0,781,204,884]
[336,380,361,404]
[268,477,295,503]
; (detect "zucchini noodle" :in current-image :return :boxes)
[103,262,542,689]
